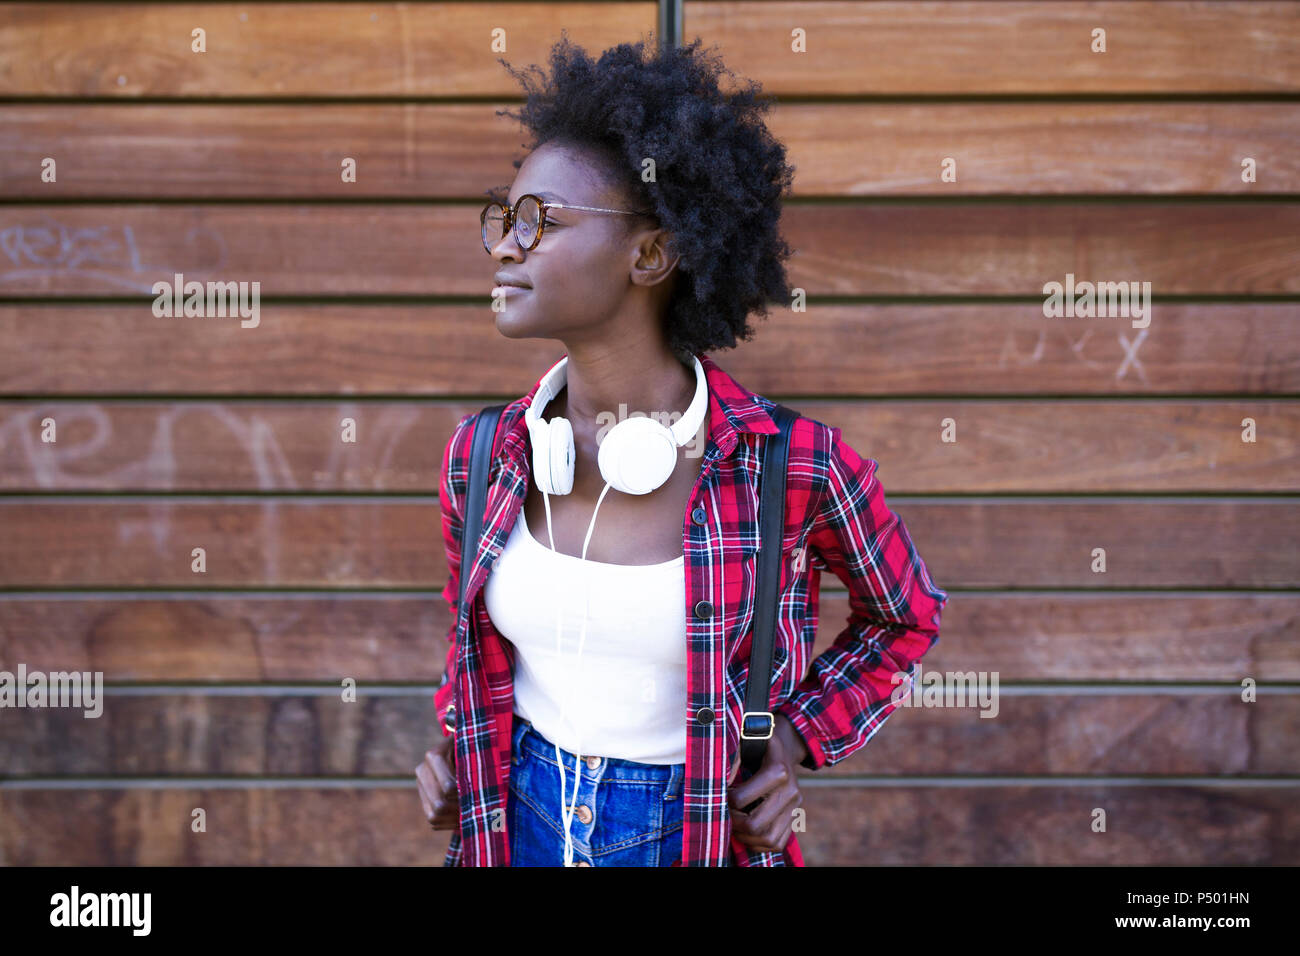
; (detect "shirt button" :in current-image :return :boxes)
[694,600,713,619]
[691,506,707,525]
[695,706,715,725]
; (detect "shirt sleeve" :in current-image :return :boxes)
[776,424,948,770]
[433,414,474,738]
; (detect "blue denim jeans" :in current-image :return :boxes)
[508,712,685,867]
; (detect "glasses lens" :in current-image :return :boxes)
[515,196,542,250]
[482,205,506,252]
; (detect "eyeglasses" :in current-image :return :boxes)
[480,193,652,254]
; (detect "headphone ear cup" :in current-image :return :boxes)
[598,416,677,495]
[547,415,575,495]
[529,418,556,496]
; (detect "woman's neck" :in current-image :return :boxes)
[556,347,695,432]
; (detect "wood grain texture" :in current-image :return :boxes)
[1,785,1295,864]
[3,304,1297,396]
[5,102,1297,196]
[1,400,1296,492]
[0,3,656,96]
[2,593,1296,682]
[2,3,1295,96]
[1,691,1296,777]
[792,785,1300,865]
[2,0,1296,869]
[0,499,1295,587]
[768,102,1300,195]
[687,1,1300,94]
[2,204,1294,295]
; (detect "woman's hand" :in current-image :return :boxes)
[726,713,808,853]
[416,733,460,831]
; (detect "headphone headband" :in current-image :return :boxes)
[526,353,708,443]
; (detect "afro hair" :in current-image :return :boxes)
[491,31,797,358]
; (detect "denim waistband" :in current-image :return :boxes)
[511,712,684,790]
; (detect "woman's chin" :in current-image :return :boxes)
[493,308,543,338]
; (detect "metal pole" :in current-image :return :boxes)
[658,0,683,50]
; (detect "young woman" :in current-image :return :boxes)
[415,33,948,867]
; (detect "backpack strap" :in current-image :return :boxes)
[457,403,508,626]
[438,403,506,734]
[739,402,798,787]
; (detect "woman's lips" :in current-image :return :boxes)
[492,285,530,296]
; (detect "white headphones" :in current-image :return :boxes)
[525,353,709,497]
[523,352,708,865]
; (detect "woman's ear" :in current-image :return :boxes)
[632,229,679,286]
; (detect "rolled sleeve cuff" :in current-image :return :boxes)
[777,701,827,771]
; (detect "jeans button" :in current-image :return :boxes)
[584,755,601,769]
[693,600,713,619]
[575,804,593,824]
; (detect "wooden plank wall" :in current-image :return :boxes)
[1,2,1298,865]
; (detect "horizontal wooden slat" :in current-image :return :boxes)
[3,3,1296,97]
[689,1,1300,95]
[2,593,1296,682]
[0,500,1295,587]
[1,785,1295,864]
[2,691,1296,777]
[770,102,1300,196]
[2,400,1296,492]
[0,3,655,97]
[5,102,1298,196]
[782,203,1300,295]
[3,304,1297,397]
[2,204,1294,295]
[800,785,1300,864]
[0,596,439,683]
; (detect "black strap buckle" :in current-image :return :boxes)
[741,710,774,740]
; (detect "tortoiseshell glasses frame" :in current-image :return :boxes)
[480,193,654,253]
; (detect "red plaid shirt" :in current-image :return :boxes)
[434,350,948,866]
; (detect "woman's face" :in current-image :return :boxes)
[487,141,660,343]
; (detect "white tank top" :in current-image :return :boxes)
[483,505,688,764]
